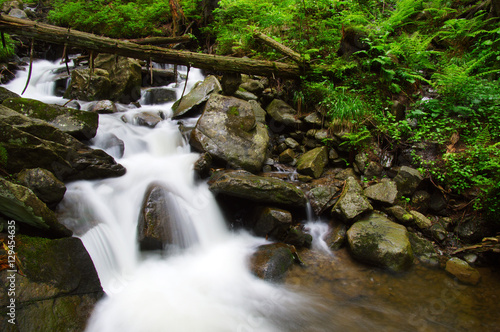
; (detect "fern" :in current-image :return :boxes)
[476,125,491,146]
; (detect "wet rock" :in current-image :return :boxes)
[90,100,119,114]
[307,185,341,215]
[408,232,440,267]
[133,111,162,128]
[220,72,242,95]
[325,222,347,250]
[64,68,112,101]
[332,177,373,223]
[249,243,296,282]
[253,207,292,239]
[364,180,398,205]
[8,7,27,19]
[430,223,448,242]
[137,183,196,252]
[393,166,423,197]
[190,94,269,173]
[16,168,66,208]
[364,161,383,178]
[208,170,307,207]
[283,227,312,248]
[445,257,481,285]
[347,212,414,272]
[455,217,494,244]
[285,137,300,150]
[172,75,222,118]
[304,112,322,126]
[386,205,414,225]
[0,106,125,181]
[265,99,302,128]
[193,152,213,178]
[142,87,177,105]
[296,146,328,179]
[0,86,20,102]
[0,177,71,238]
[240,79,265,95]
[409,210,432,231]
[3,97,98,140]
[94,133,125,159]
[411,190,431,213]
[248,100,266,124]
[279,148,295,164]
[93,54,142,103]
[0,235,103,332]
[234,89,258,101]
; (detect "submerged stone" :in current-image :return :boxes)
[445,257,481,285]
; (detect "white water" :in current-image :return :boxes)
[5,60,322,331]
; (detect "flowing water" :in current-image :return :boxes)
[3,60,500,332]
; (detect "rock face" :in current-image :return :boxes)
[3,98,99,141]
[172,75,222,118]
[296,146,328,178]
[137,183,196,252]
[347,212,414,272]
[16,168,66,208]
[0,105,125,181]
[0,87,20,102]
[208,170,307,207]
[249,243,296,282]
[0,177,71,238]
[332,177,373,223]
[190,94,270,173]
[445,257,481,285]
[0,236,104,331]
[265,99,302,128]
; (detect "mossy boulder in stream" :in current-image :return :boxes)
[0,105,125,181]
[332,177,373,223]
[265,99,302,128]
[296,146,328,179]
[0,235,103,331]
[3,97,98,140]
[16,168,66,208]
[0,177,71,238]
[249,243,296,282]
[190,94,269,173]
[64,68,112,101]
[445,257,481,285]
[208,170,307,207]
[347,212,414,272]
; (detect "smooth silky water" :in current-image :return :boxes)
[4,60,500,332]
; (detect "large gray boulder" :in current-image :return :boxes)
[190,94,270,173]
[172,75,222,118]
[296,146,328,179]
[393,166,423,197]
[364,180,398,205]
[3,97,98,140]
[0,177,71,238]
[0,105,125,181]
[347,212,414,272]
[208,170,307,207]
[265,99,302,128]
[0,236,103,331]
[253,207,292,239]
[332,177,373,223]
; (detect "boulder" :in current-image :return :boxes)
[142,87,177,105]
[445,257,481,285]
[220,72,242,95]
[90,100,119,114]
[364,180,398,205]
[133,111,162,128]
[234,89,258,101]
[332,177,373,223]
[279,148,295,164]
[248,100,266,124]
[208,170,307,207]
[0,235,103,331]
[3,98,98,140]
[93,54,142,103]
[16,168,66,208]
[307,185,341,215]
[411,190,431,212]
[325,222,347,250]
[249,243,296,282]
[385,205,414,225]
[253,207,292,239]
[393,166,423,197]
[0,87,20,102]
[172,75,222,118]
[454,216,495,244]
[190,94,270,173]
[64,68,112,101]
[409,210,432,231]
[265,99,302,128]
[296,146,328,179]
[7,7,27,19]
[408,232,440,267]
[0,105,125,181]
[347,212,414,272]
[0,177,71,238]
[240,79,265,95]
[137,182,197,252]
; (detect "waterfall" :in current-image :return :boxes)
[6,59,321,332]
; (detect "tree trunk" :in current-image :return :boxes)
[127,35,193,45]
[253,31,305,65]
[0,14,302,78]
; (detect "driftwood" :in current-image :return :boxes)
[127,35,193,45]
[253,31,305,65]
[0,14,303,78]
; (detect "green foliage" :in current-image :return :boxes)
[0,33,16,61]
[48,0,173,38]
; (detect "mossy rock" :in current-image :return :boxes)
[296,146,329,179]
[249,243,296,282]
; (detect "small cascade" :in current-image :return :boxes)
[303,203,333,256]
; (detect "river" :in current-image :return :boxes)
[3,59,500,332]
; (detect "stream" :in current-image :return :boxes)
[3,60,500,332]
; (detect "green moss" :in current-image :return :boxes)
[227,106,240,116]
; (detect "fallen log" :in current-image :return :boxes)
[0,14,302,78]
[253,31,305,65]
[128,35,193,45]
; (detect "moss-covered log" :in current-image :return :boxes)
[0,14,302,78]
